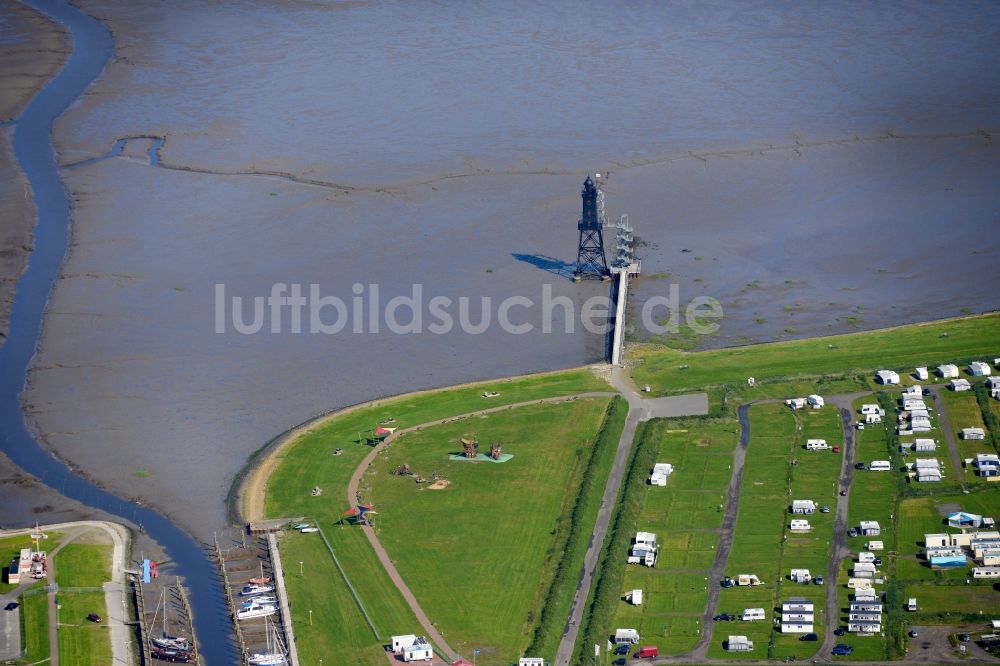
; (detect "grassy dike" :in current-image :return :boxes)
[527,397,628,658]
[574,419,657,663]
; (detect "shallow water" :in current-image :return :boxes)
[20,0,1000,545]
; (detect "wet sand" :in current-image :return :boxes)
[17,1,1000,538]
[0,0,69,341]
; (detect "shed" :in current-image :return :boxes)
[937,364,960,378]
[876,370,900,385]
[969,361,992,376]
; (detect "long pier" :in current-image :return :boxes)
[609,262,639,366]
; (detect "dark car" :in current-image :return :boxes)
[4,602,18,611]
[848,528,859,537]
[721,577,735,588]
[855,462,866,470]
[614,644,630,655]
[909,629,919,638]
[800,633,819,642]
[873,556,883,565]
[959,633,972,642]
[821,505,831,513]
[834,626,847,636]
[87,613,102,623]
[840,489,848,496]
[814,576,825,585]
[713,613,735,621]
[832,644,854,656]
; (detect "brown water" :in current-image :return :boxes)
[21,0,1000,537]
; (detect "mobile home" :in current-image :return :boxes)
[868,460,891,471]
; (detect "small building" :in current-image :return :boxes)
[390,635,434,663]
[915,458,943,482]
[850,601,883,613]
[6,548,31,585]
[937,364,960,379]
[876,370,900,385]
[860,403,882,415]
[903,384,923,398]
[987,376,1000,390]
[948,512,985,529]
[628,532,658,567]
[901,398,927,411]
[791,500,816,515]
[518,660,545,666]
[950,378,972,392]
[860,521,881,536]
[970,361,993,377]
[972,567,1000,579]
[858,551,876,563]
[848,578,873,590]
[915,367,929,380]
[855,588,879,602]
[614,628,640,645]
[805,439,829,450]
[789,569,812,583]
[789,519,811,532]
[807,394,825,408]
[848,620,882,633]
[913,438,937,452]
[925,533,951,548]
[961,428,986,440]
[649,463,674,486]
[726,636,754,652]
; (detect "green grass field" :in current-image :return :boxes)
[20,589,50,662]
[631,313,1000,396]
[368,398,611,663]
[55,544,112,588]
[56,591,112,664]
[612,419,739,656]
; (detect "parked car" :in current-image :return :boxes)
[959,633,972,642]
[814,576,824,585]
[614,644,630,655]
[832,644,854,656]
[873,556,882,565]
[856,423,865,430]
[833,446,841,453]
[713,613,736,622]
[840,489,848,496]
[821,505,831,513]
[800,633,819,642]
[4,602,18,611]
[848,528,859,537]
[720,577,735,588]
[909,629,919,637]
[635,646,659,659]
[87,613,102,623]
[834,626,847,636]
[855,462,867,470]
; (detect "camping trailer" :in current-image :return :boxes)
[741,608,766,622]
[614,628,640,645]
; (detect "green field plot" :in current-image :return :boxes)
[609,419,738,656]
[55,544,112,588]
[939,390,994,464]
[367,398,611,663]
[20,590,50,662]
[631,314,1000,396]
[56,591,112,664]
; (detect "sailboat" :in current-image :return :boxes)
[248,616,289,665]
[149,588,192,658]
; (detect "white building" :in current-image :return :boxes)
[628,532,658,567]
[853,562,877,578]
[937,364,960,378]
[807,394,825,408]
[901,398,927,411]
[780,598,814,633]
[650,463,674,486]
[876,370,900,385]
[791,500,816,514]
[391,635,434,662]
[970,361,993,376]
[915,367,929,380]
[972,567,1000,579]
[974,454,1000,479]
[961,428,986,440]
[913,438,937,452]
[903,385,923,398]
[915,458,943,482]
[854,588,878,602]
[518,659,545,666]
[950,378,972,392]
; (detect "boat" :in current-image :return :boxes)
[249,575,272,585]
[248,616,288,666]
[292,523,310,530]
[241,596,277,608]
[237,605,277,620]
[299,527,319,533]
[149,588,191,655]
[240,584,275,597]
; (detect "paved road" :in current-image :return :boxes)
[927,386,966,483]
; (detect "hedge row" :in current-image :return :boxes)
[525,396,629,657]
[573,419,658,662]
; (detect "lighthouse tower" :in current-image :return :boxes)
[574,176,609,280]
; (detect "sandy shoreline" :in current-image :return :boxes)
[0,0,70,341]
